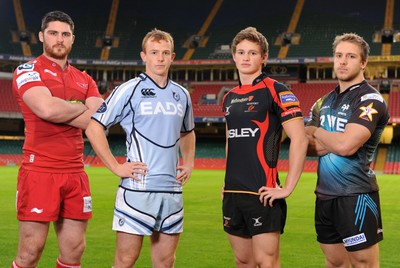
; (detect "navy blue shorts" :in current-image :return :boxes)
[315,192,383,251]
[223,192,287,237]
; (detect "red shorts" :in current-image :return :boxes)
[16,167,92,221]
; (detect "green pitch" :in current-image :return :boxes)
[1,166,399,267]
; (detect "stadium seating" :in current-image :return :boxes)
[0,79,20,113]
[289,82,335,115]
[388,91,400,123]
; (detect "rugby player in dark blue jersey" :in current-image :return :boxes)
[306,33,389,268]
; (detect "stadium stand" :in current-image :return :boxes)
[388,91,400,123]
[0,79,20,113]
[0,0,399,173]
[290,82,335,115]
[384,143,400,174]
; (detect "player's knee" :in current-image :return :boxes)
[152,254,176,268]
[16,243,45,267]
[114,253,139,268]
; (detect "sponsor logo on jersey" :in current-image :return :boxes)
[228,127,259,138]
[96,102,107,113]
[140,101,184,116]
[246,105,256,112]
[343,233,367,247]
[141,88,156,97]
[361,93,383,103]
[118,218,125,226]
[320,114,347,132]
[281,107,302,117]
[231,97,250,104]
[279,91,299,107]
[359,102,378,122]
[16,71,41,89]
[17,63,34,75]
[44,69,57,76]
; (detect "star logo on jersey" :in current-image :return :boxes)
[359,102,377,122]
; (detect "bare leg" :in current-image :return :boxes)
[14,221,50,267]
[150,232,180,268]
[113,231,144,268]
[54,218,88,264]
[227,234,256,268]
[320,243,351,268]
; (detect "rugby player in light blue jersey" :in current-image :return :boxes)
[86,28,195,268]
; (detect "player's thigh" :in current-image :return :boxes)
[114,232,144,268]
[150,232,180,263]
[348,243,379,267]
[115,231,144,260]
[227,233,254,263]
[252,232,280,262]
[320,243,350,268]
[54,218,88,259]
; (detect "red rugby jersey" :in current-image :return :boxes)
[12,55,101,172]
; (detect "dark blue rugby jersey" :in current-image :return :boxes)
[307,80,390,198]
[222,73,303,194]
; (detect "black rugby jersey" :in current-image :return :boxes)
[307,80,390,198]
[222,73,303,194]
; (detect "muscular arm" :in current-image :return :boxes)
[66,96,104,129]
[305,125,329,156]
[281,118,308,194]
[177,130,196,185]
[22,86,87,123]
[85,120,147,179]
[258,118,308,206]
[313,123,371,156]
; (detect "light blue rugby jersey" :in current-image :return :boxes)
[92,73,195,192]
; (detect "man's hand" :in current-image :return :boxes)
[113,161,148,181]
[176,165,193,186]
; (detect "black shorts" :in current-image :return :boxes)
[315,192,383,251]
[223,192,287,237]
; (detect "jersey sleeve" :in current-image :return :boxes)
[348,92,389,133]
[91,82,134,129]
[181,89,195,132]
[306,95,327,127]
[13,62,45,96]
[273,81,303,123]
